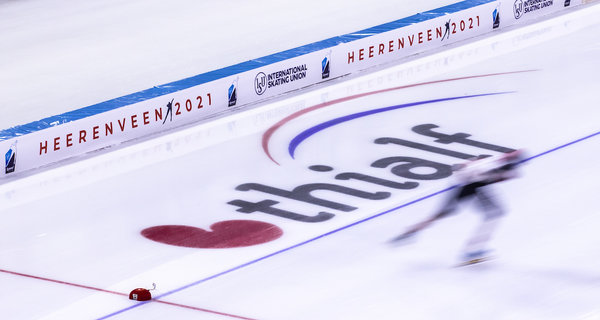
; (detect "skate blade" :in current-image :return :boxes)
[455,256,492,267]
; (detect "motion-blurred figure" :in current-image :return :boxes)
[163,98,174,124]
[391,150,525,265]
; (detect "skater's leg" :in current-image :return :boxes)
[462,187,505,257]
[462,217,502,258]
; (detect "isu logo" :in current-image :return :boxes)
[254,72,267,95]
[514,0,525,19]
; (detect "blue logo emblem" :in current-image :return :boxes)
[493,8,500,28]
[5,143,16,174]
[228,81,238,107]
[321,56,330,79]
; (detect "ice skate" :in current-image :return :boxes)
[456,250,493,267]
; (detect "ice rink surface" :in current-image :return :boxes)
[2,2,600,320]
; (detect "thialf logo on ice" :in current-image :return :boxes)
[142,71,533,249]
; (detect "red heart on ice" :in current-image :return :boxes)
[141,220,283,248]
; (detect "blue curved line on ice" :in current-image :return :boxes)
[288,92,510,159]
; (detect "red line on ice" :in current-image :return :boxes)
[0,268,256,320]
[0,268,127,296]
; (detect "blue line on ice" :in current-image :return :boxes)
[97,128,600,319]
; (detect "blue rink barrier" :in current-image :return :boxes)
[0,0,494,140]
